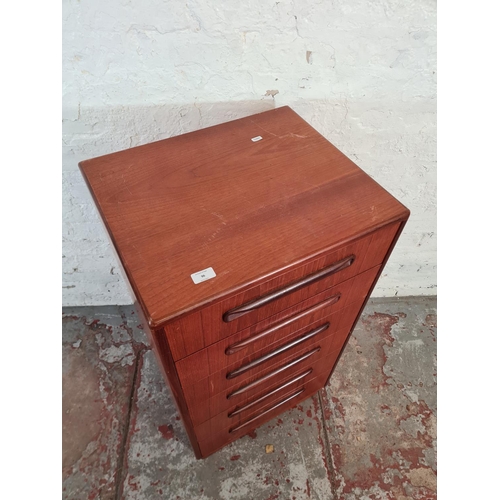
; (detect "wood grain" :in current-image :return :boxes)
[222,255,354,322]
[187,350,341,429]
[227,370,314,418]
[184,327,351,427]
[164,222,397,360]
[326,219,409,386]
[195,367,334,458]
[174,287,371,386]
[79,106,409,327]
[182,321,333,402]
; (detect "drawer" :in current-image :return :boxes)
[165,239,387,363]
[176,294,366,386]
[195,367,333,457]
[182,315,336,403]
[186,329,349,426]
[225,369,326,426]
[164,222,398,360]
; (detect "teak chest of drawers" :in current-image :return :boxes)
[80,106,410,458]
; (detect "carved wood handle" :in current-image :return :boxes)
[229,389,305,433]
[226,347,320,399]
[225,294,340,355]
[223,255,355,322]
[226,323,329,380]
[227,369,313,418]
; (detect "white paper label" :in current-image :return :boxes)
[251,136,263,142]
[191,267,216,284]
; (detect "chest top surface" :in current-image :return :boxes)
[80,106,409,327]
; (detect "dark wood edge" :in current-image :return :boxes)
[325,215,410,387]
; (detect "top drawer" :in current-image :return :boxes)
[164,221,400,360]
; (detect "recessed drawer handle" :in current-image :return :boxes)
[225,294,340,355]
[226,347,320,400]
[226,322,329,380]
[229,389,305,434]
[223,255,355,322]
[227,369,313,418]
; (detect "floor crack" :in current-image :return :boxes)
[318,390,338,500]
[114,346,145,500]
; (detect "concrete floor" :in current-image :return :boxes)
[62,296,436,500]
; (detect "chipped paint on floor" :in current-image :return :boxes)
[121,349,333,500]
[322,297,437,499]
[62,306,148,500]
[62,307,332,500]
[62,297,437,499]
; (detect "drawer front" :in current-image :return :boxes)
[176,291,367,386]
[182,317,337,403]
[225,369,322,424]
[186,330,349,427]
[195,368,332,458]
[164,221,400,360]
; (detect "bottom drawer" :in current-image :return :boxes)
[195,363,336,458]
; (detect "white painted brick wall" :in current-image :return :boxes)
[62,0,436,306]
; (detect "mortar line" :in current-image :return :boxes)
[317,391,338,500]
[114,346,145,500]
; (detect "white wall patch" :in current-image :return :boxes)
[190,267,216,284]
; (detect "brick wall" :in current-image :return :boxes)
[62,0,436,305]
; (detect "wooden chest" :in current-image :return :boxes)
[79,106,410,458]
